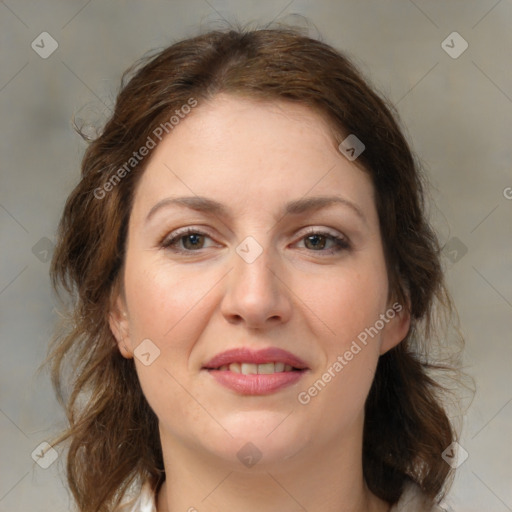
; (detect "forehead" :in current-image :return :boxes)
[164,93,341,156]
[130,94,376,224]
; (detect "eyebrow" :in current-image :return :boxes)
[145,195,367,225]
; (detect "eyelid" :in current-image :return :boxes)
[297,226,346,240]
[159,226,216,248]
[295,227,351,252]
[160,225,351,255]
[159,226,347,244]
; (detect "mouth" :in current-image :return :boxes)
[202,347,309,395]
[205,362,304,374]
[202,346,309,370]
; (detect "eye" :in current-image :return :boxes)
[160,228,214,253]
[295,228,350,255]
[160,227,350,255]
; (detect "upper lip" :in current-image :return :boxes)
[202,347,309,370]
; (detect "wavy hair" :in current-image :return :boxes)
[47,23,466,512]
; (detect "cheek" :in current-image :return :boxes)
[294,258,387,407]
[296,282,383,441]
[124,258,214,343]
[301,260,389,346]
[303,348,379,445]
[124,259,213,428]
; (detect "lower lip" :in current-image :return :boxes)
[205,369,307,395]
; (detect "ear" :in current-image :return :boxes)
[108,288,133,359]
[379,299,411,355]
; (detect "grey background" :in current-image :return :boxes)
[1,1,511,510]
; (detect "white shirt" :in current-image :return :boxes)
[114,480,448,511]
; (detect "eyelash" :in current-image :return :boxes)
[160,227,350,256]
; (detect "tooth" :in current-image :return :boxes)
[257,363,275,374]
[241,363,258,375]
[226,362,296,374]
[229,362,241,373]
[218,365,229,371]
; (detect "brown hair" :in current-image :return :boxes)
[47,24,464,512]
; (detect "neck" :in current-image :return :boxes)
[156,415,390,512]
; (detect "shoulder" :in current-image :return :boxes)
[113,480,157,512]
[389,481,448,512]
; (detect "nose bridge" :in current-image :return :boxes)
[221,231,291,326]
[233,233,278,299]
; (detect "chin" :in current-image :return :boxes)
[203,411,311,469]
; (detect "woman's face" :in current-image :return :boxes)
[110,94,410,470]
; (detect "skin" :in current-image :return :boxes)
[109,94,410,512]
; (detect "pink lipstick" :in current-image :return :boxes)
[202,347,309,395]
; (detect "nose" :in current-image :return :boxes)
[220,239,293,329]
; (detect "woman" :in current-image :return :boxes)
[48,25,462,512]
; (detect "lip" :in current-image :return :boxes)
[206,369,306,395]
[202,347,309,396]
[202,347,309,370]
